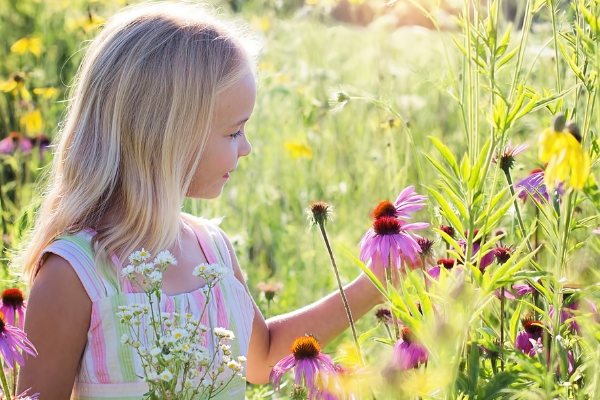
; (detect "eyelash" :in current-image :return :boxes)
[230,130,243,139]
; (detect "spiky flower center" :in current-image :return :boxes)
[374,307,392,322]
[0,312,5,333]
[440,225,456,239]
[494,247,513,265]
[309,202,331,226]
[523,319,544,335]
[373,216,401,235]
[1,288,25,308]
[373,201,396,219]
[437,258,455,270]
[401,327,415,344]
[291,336,321,359]
[416,238,434,256]
[530,168,544,175]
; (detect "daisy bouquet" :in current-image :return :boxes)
[118,250,246,400]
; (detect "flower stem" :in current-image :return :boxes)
[0,360,12,399]
[317,223,363,365]
[385,266,400,340]
[502,168,533,253]
[500,287,505,372]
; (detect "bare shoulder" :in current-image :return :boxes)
[18,254,91,398]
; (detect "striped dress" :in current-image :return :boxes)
[37,216,254,400]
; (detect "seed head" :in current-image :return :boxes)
[1,288,25,309]
[374,307,392,323]
[566,121,582,143]
[256,282,283,301]
[291,335,321,359]
[439,225,456,239]
[493,246,513,265]
[373,200,396,219]
[553,113,566,132]
[416,238,435,256]
[308,201,333,227]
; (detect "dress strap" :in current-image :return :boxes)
[37,230,119,302]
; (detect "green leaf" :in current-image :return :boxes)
[475,186,510,225]
[467,342,480,396]
[424,153,462,190]
[496,47,519,70]
[358,324,380,345]
[429,136,460,177]
[478,371,519,400]
[509,301,524,343]
[344,250,388,299]
[427,187,465,234]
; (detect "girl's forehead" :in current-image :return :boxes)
[214,72,256,129]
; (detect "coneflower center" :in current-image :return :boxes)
[401,327,415,344]
[291,336,321,359]
[373,201,396,219]
[0,312,6,333]
[530,168,544,175]
[1,288,25,308]
[373,216,401,235]
[437,258,455,270]
[523,320,544,336]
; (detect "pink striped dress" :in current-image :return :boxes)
[37,216,254,400]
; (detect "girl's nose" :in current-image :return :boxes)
[239,134,251,157]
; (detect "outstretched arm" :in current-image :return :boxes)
[219,229,384,385]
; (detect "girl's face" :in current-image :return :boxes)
[187,69,256,199]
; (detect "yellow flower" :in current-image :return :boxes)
[68,13,106,33]
[33,87,60,98]
[20,110,43,134]
[0,74,31,101]
[10,37,43,57]
[284,141,313,159]
[380,118,401,129]
[539,119,590,190]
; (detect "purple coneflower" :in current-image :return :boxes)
[512,283,536,296]
[393,328,428,370]
[515,168,565,204]
[0,133,32,155]
[359,216,429,269]
[493,142,529,172]
[427,258,456,280]
[270,335,336,393]
[515,318,547,357]
[0,289,27,329]
[493,245,514,265]
[0,312,37,368]
[549,297,598,334]
[459,230,494,271]
[393,186,427,220]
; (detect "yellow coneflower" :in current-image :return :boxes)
[10,37,43,57]
[539,114,590,190]
[0,73,31,101]
[33,86,60,98]
[284,141,313,159]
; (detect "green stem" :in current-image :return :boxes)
[0,360,12,399]
[502,168,533,253]
[550,0,562,94]
[500,287,505,372]
[386,266,400,340]
[317,223,363,365]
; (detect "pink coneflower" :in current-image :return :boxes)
[549,297,598,334]
[0,312,37,368]
[515,168,565,204]
[1,388,39,399]
[427,258,456,280]
[0,289,27,329]
[0,133,32,155]
[515,318,547,357]
[393,328,428,370]
[270,336,336,393]
[359,217,429,269]
[393,186,427,220]
[493,142,529,172]
[512,283,536,296]
[458,230,494,271]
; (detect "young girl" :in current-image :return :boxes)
[16,2,383,399]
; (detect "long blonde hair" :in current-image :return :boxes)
[20,2,259,285]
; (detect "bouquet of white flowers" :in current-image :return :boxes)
[118,249,246,400]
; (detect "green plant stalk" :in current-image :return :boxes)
[550,0,562,94]
[386,265,400,341]
[317,223,363,365]
[0,358,11,399]
[500,287,505,371]
[502,168,534,253]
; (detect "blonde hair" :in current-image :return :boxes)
[20,2,260,285]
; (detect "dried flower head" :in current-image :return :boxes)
[308,201,333,227]
[416,238,435,257]
[257,281,284,301]
[374,307,392,324]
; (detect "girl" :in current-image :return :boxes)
[16,2,383,399]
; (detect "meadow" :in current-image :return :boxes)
[2,0,600,398]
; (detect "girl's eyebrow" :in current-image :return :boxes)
[231,117,249,127]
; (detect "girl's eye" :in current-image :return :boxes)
[230,130,243,139]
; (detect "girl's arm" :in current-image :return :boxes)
[17,255,91,399]
[219,229,384,385]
